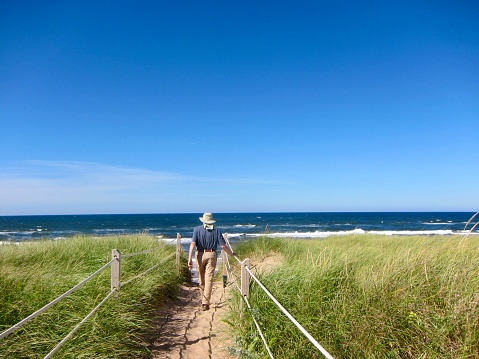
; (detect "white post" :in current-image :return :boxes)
[176,233,181,273]
[111,249,121,292]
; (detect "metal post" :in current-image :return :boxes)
[111,249,121,292]
[176,233,181,274]
[240,258,250,318]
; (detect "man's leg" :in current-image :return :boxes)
[195,252,205,296]
[202,252,217,306]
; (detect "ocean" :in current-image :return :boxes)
[1,212,477,249]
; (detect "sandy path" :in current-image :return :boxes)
[148,280,237,359]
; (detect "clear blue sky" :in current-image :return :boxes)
[1,1,478,215]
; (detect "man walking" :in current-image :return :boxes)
[188,212,235,310]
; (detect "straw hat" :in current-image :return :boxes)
[199,212,216,224]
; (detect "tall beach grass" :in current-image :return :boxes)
[228,234,479,358]
[0,235,187,358]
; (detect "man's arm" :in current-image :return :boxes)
[188,241,196,269]
[220,232,236,257]
[221,245,236,257]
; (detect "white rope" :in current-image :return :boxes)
[121,243,171,258]
[223,234,241,264]
[223,255,272,356]
[243,295,275,359]
[222,244,334,358]
[121,252,176,287]
[0,258,115,340]
[122,243,169,258]
[246,266,335,359]
[224,255,241,292]
[43,289,117,359]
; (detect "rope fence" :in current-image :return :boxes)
[245,265,334,359]
[0,239,181,358]
[2,231,336,358]
[44,289,117,359]
[243,294,275,359]
[122,251,176,287]
[0,258,115,340]
[121,242,170,258]
[222,234,334,359]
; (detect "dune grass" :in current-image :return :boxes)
[228,235,479,358]
[0,235,187,358]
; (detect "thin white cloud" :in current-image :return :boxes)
[23,160,183,185]
[0,160,287,215]
[0,161,181,211]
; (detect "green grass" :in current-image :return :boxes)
[227,235,479,359]
[0,235,187,358]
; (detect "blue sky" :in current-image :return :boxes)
[1,1,478,215]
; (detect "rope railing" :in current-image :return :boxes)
[243,295,275,359]
[223,254,241,293]
[245,266,334,359]
[0,239,181,358]
[121,242,170,258]
[44,289,117,359]
[3,233,336,358]
[221,239,334,359]
[121,252,176,287]
[0,258,115,340]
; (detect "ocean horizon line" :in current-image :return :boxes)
[1,210,477,217]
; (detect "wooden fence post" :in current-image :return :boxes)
[240,258,250,318]
[176,233,181,274]
[111,249,121,292]
[222,250,227,288]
